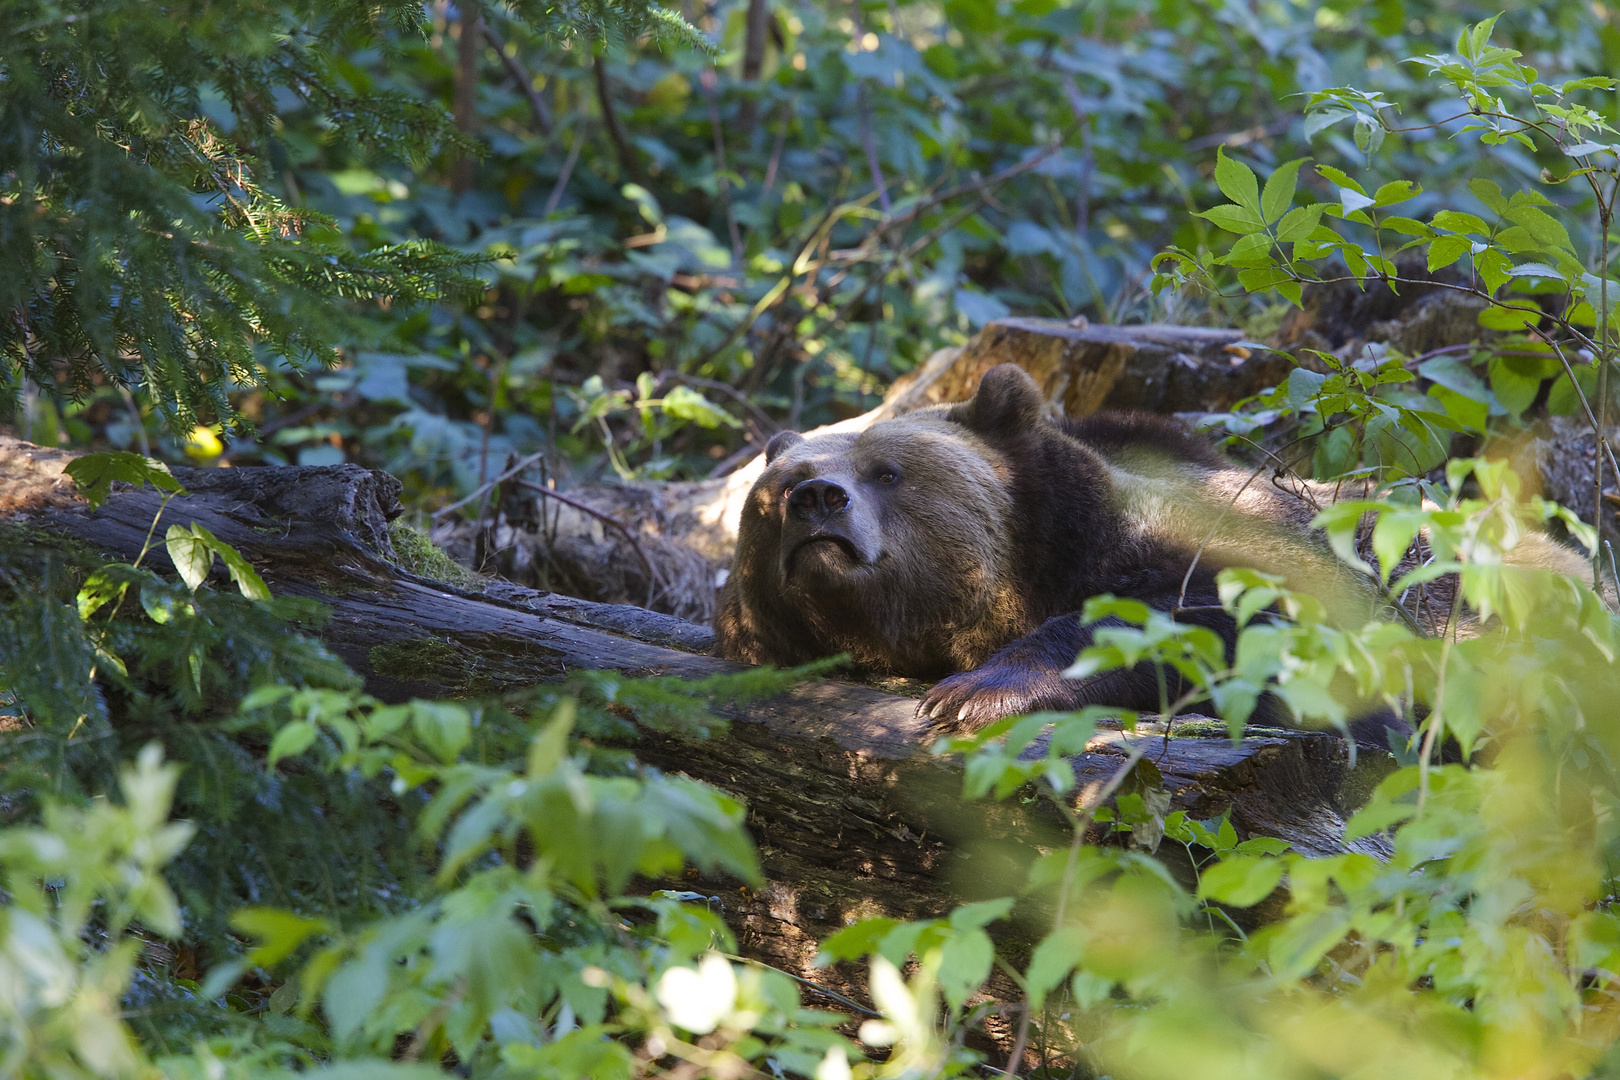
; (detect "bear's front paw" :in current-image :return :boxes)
[917,664,1069,732]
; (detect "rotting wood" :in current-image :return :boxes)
[3,437,1394,1025]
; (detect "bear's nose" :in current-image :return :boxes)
[788,478,849,521]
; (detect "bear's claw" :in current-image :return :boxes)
[917,665,1068,732]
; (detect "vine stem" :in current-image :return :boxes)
[999,746,1143,1079]
[1596,175,1616,588]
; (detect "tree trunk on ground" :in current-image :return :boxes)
[4,435,1393,1053]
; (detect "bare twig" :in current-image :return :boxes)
[516,480,661,608]
[856,84,891,213]
[1059,73,1092,237]
[432,450,549,520]
[700,68,745,261]
[762,99,791,192]
[593,54,638,179]
[1185,117,1293,151]
[544,120,586,216]
[482,22,554,136]
[847,0,891,212]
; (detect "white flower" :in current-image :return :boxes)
[814,1046,853,1080]
[655,952,737,1035]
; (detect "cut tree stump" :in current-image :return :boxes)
[4,435,1394,1044]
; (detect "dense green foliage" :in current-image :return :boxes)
[10,0,1617,487]
[5,1,1620,1079]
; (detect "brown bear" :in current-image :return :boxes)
[713,363,1586,732]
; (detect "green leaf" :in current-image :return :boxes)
[269,721,320,766]
[412,702,472,764]
[1196,204,1264,234]
[1197,854,1286,907]
[1476,248,1513,293]
[165,525,214,591]
[1432,210,1489,235]
[232,907,334,968]
[1488,354,1555,416]
[816,918,900,964]
[1380,216,1434,238]
[1477,305,1542,331]
[528,700,576,776]
[139,586,184,624]
[1302,108,1353,140]
[938,928,994,1012]
[1344,800,1416,840]
[1276,204,1326,242]
[1261,159,1306,225]
[165,522,271,599]
[948,897,1015,932]
[1352,114,1385,156]
[1371,180,1418,207]
[1508,262,1566,282]
[1371,513,1422,585]
[1286,368,1327,410]
[1426,235,1472,273]
[1505,206,1575,253]
[1214,148,1261,213]
[63,451,184,509]
[1315,165,1365,195]
[1467,178,1509,215]
[76,569,131,621]
[1025,926,1086,1009]
[660,385,742,429]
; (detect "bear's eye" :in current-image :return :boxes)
[875,470,899,485]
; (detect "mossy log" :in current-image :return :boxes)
[6,436,1391,1050]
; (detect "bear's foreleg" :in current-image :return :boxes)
[916,607,1227,732]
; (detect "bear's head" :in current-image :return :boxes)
[715,365,1055,676]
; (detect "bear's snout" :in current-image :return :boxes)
[787,478,850,522]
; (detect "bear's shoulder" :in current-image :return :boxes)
[1062,410,1228,470]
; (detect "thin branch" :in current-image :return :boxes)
[1060,73,1093,237]
[432,450,549,520]
[593,54,639,180]
[762,98,791,193]
[1185,117,1293,151]
[847,0,890,212]
[856,83,891,213]
[700,68,744,261]
[482,22,554,137]
[1001,747,1143,1080]
[515,480,661,608]
[544,122,586,216]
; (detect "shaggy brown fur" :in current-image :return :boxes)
[714,364,1590,735]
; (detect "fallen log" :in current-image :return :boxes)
[5,437,1392,1047]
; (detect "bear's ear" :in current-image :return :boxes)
[947,364,1044,436]
[764,430,806,464]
